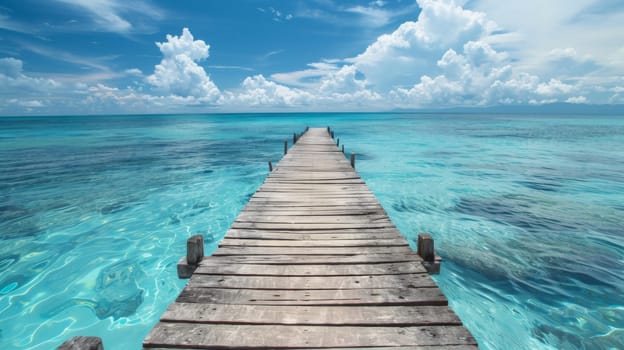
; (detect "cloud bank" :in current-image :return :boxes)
[2,0,623,115]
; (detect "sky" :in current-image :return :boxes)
[1,0,623,115]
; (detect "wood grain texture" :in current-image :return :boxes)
[194,261,427,276]
[224,231,403,241]
[197,253,426,265]
[144,128,476,349]
[212,246,414,256]
[144,324,477,348]
[146,347,478,350]
[187,273,436,290]
[176,287,448,306]
[161,303,462,326]
[219,238,409,247]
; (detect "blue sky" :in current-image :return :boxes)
[1,0,623,115]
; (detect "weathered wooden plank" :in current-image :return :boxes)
[242,203,384,210]
[226,227,404,235]
[264,178,365,186]
[266,174,363,180]
[257,185,371,190]
[255,191,375,196]
[212,246,413,256]
[251,196,380,200]
[250,189,376,194]
[194,261,427,276]
[234,214,392,224]
[254,192,376,197]
[176,287,447,306]
[247,199,383,207]
[243,201,383,207]
[144,324,476,348]
[219,238,409,247]
[244,202,383,208]
[232,220,395,227]
[277,153,346,157]
[146,347,478,350]
[161,303,461,326]
[248,197,383,203]
[274,167,357,172]
[258,185,369,189]
[234,209,388,216]
[266,177,368,182]
[263,180,366,184]
[253,191,378,196]
[230,222,396,230]
[224,231,402,241]
[199,253,424,265]
[187,273,436,290]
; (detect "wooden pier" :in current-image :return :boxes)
[142,128,477,349]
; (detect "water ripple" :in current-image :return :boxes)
[1,114,623,350]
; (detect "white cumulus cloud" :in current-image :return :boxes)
[566,96,588,104]
[389,38,584,108]
[0,57,60,95]
[349,0,495,90]
[319,65,369,94]
[230,75,314,107]
[147,28,221,102]
[228,71,382,111]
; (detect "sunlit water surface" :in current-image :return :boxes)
[1,113,622,349]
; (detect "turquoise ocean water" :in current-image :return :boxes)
[1,113,622,349]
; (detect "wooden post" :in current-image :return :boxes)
[331,131,334,139]
[177,234,204,278]
[327,126,330,134]
[268,161,273,172]
[187,234,204,265]
[418,233,441,274]
[350,152,355,168]
[336,138,340,147]
[284,140,288,155]
[293,133,297,144]
[342,144,345,153]
[58,336,103,350]
[305,126,309,132]
[417,234,434,262]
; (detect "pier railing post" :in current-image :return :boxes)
[187,234,204,265]
[268,161,273,172]
[350,152,355,168]
[331,131,334,139]
[284,140,288,155]
[177,234,204,278]
[342,145,345,153]
[336,138,340,147]
[418,233,441,274]
[293,133,297,144]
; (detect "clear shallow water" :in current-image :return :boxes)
[1,113,623,349]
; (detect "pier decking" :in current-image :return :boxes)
[143,128,477,349]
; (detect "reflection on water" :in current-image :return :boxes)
[1,113,623,349]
